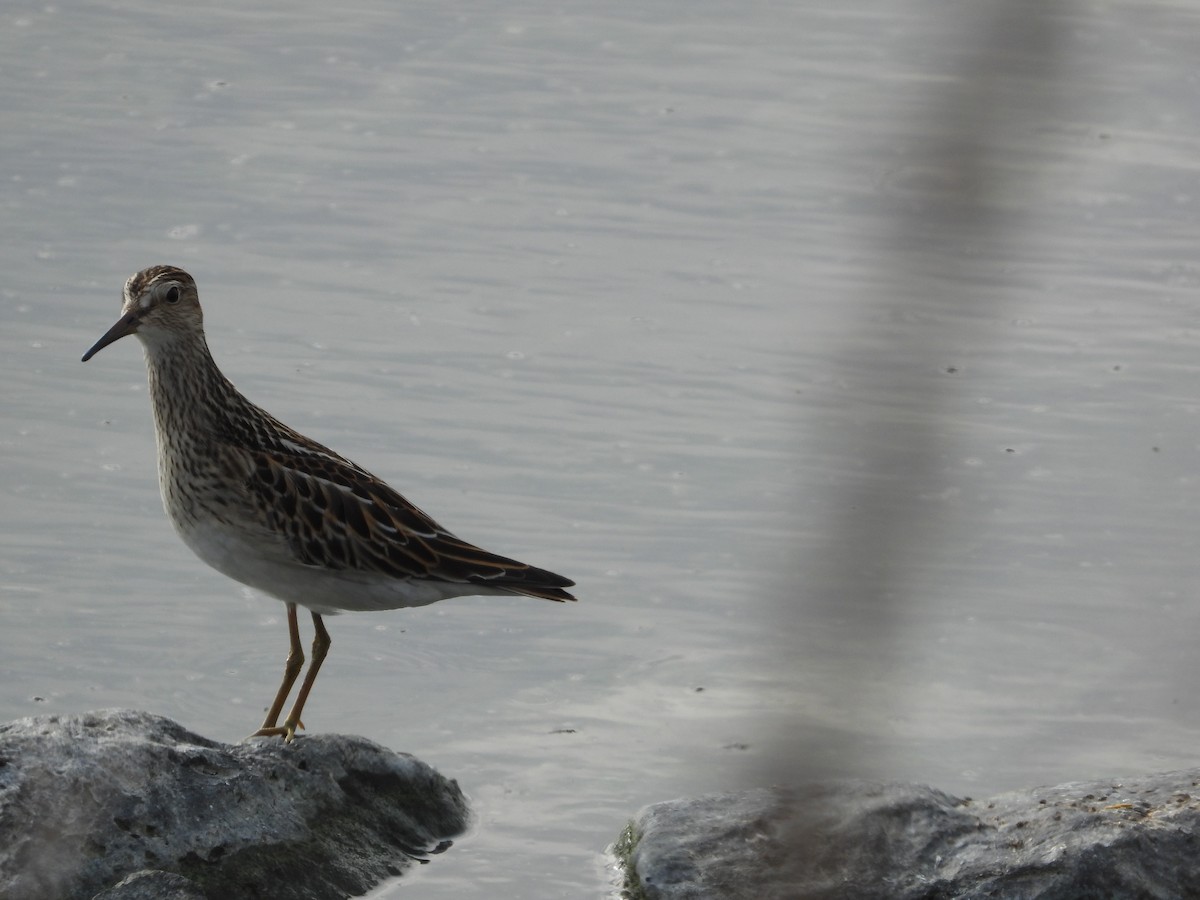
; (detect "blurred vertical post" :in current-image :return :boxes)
[773,0,1067,788]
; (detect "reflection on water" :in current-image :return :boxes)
[4,1,1200,897]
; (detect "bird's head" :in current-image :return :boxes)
[82,265,204,362]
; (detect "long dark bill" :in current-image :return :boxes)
[81,311,140,362]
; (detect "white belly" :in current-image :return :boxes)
[171,515,501,615]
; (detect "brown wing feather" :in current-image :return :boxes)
[244,446,576,601]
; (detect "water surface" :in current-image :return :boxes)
[5,1,1200,897]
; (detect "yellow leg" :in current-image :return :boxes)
[249,603,305,738]
[250,611,331,743]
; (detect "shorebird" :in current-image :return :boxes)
[82,265,576,741]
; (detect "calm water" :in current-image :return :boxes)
[5,1,1200,897]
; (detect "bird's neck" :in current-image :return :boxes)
[142,336,244,443]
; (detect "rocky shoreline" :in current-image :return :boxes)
[4,709,1196,899]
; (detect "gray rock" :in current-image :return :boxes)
[618,774,1200,899]
[91,870,207,900]
[0,709,469,900]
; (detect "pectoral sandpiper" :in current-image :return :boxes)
[83,265,576,742]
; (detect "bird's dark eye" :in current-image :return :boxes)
[164,285,181,304]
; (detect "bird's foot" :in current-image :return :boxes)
[245,717,305,743]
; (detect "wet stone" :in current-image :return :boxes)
[618,774,1200,899]
[0,709,469,900]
